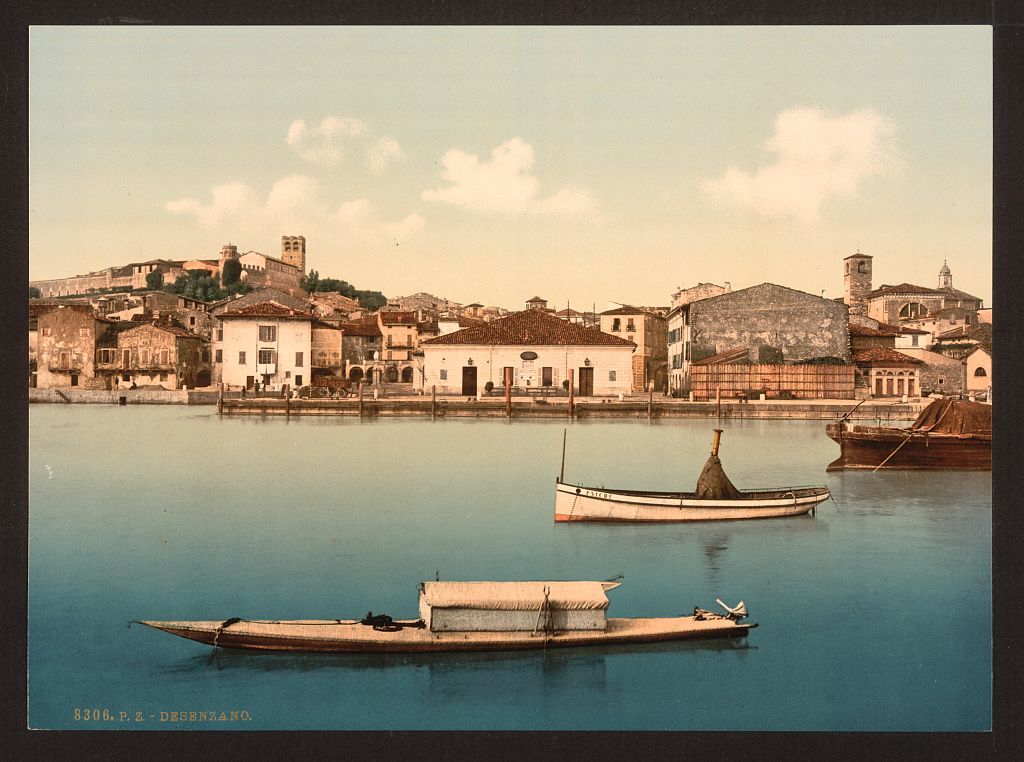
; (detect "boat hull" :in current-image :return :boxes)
[141,616,753,654]
[554,481,829,522]
[825,422,992,471]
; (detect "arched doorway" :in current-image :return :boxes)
[386,365,399,383]
[401,366,414,383]
[349,366,364,382]
[195,370,212,388]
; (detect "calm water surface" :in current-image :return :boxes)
[28,406,991,730]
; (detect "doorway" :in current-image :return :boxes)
[578,366,594,396]
[462,366,477,396]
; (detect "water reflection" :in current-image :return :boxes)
[162,635,755,677]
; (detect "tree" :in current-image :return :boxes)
[29,287,41,299]
[302,269,320,292]
[146,271,164,290]
[222,258,241,286]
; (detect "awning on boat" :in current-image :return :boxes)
[420,581,611,611]
[911,399,992,435]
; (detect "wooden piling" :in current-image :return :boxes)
[568,369,575,419]
[648,385,654,421]
[716,386,721,419]
[284,384,290,417]
[358,380,364,418]
[217,382,223,416]
[431,385,436,420]
[505,367,512,419]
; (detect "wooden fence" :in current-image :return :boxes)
[690,363,855,400]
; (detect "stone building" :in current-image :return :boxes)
[843,251,873,316]
[98,322,211,389]
[599,306,667,392]
[850,346,923,398]
[280,235,306,273]
[421,309,636,397]
[894,348,966,396]
[670,282,731,309]
[687,282,850,365]
[864,260,983,325]
[35,304,113,389]
[340,316,383,384]
[310,321,344,382]
[964,345,991,396]
[238,250,305,297]
[30,264,135,298]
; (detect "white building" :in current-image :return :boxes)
[216,301,313,390]
[421,309,635,396]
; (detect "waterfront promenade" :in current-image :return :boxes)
[28,387,927,421]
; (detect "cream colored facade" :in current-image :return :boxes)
[220,317,312,390]
[422,344,634,396]
[965,347,991,395]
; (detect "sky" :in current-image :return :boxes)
[29,26,992,309]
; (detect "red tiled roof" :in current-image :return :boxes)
[867,283,938,297]
[379,310,417,325]
[555,308,583,317]
[341,317,382,337]
[896,326,930,335]
[423,309,636,347]
[851,347,922,365]
[217,301,313,319]
[692,347,750,366]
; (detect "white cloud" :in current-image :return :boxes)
[286,116,368,165]
[367,137,406,175]
[167,178,425,248]
[165,175,324,233]
[702,107,899,222]
[422,138,599,218]
[335,199,425,244]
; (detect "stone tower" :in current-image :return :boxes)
[938,259,952,289]
[281,235,306,273]
[219,243,239,263]
[843,250,873,316]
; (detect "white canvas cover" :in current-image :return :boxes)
[420,581,611,611]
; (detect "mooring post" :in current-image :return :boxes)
[648,384,654,421]
[505,367,512,419]
[432,385,436,420]
[568,369,575,419]
[716,386,721,419]
[217,382,223,416]
[358,380,364,418]
[284,384,290,417]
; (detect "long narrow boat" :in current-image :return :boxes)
[139,580,755,653]
[825,397,992,471]
[554,429,830,522]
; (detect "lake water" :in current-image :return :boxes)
[27,406,991,731]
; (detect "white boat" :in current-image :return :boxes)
[138,580,756,653]
[554,429,830,522]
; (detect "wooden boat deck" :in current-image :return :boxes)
[141,615,754,653]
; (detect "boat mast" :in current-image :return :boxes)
[560,428,567,483]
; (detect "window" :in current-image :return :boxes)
[141,349,150,365]
[503,366,515,385]
[407,333,413,346]
[387,350,393,360]
[440,369,448,380]
[911,334,919,347]
[259,325,277,342]
[627,335,634,344]
[295,351,303,367]
[216,327,223,341]
[612,318,621,331]
[295,375,302,387]
[258,349,274,364]
[42,327,51,337]
[609,370,617,381]
[974,367,987,377]
[542,367,553,386]
[626,320,635,332]
[215,349,222,363]
[70,373,78,387]
[79,328,89,337]
[189,316,196,326]
[285,371,291,378]
[899,302,928,319]
[160,349,169,365]
[239,351,247,365]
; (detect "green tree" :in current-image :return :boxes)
[146,271,164,290]
[302,269,320,292]
[29,286,41,299]
[222,258,241,285]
